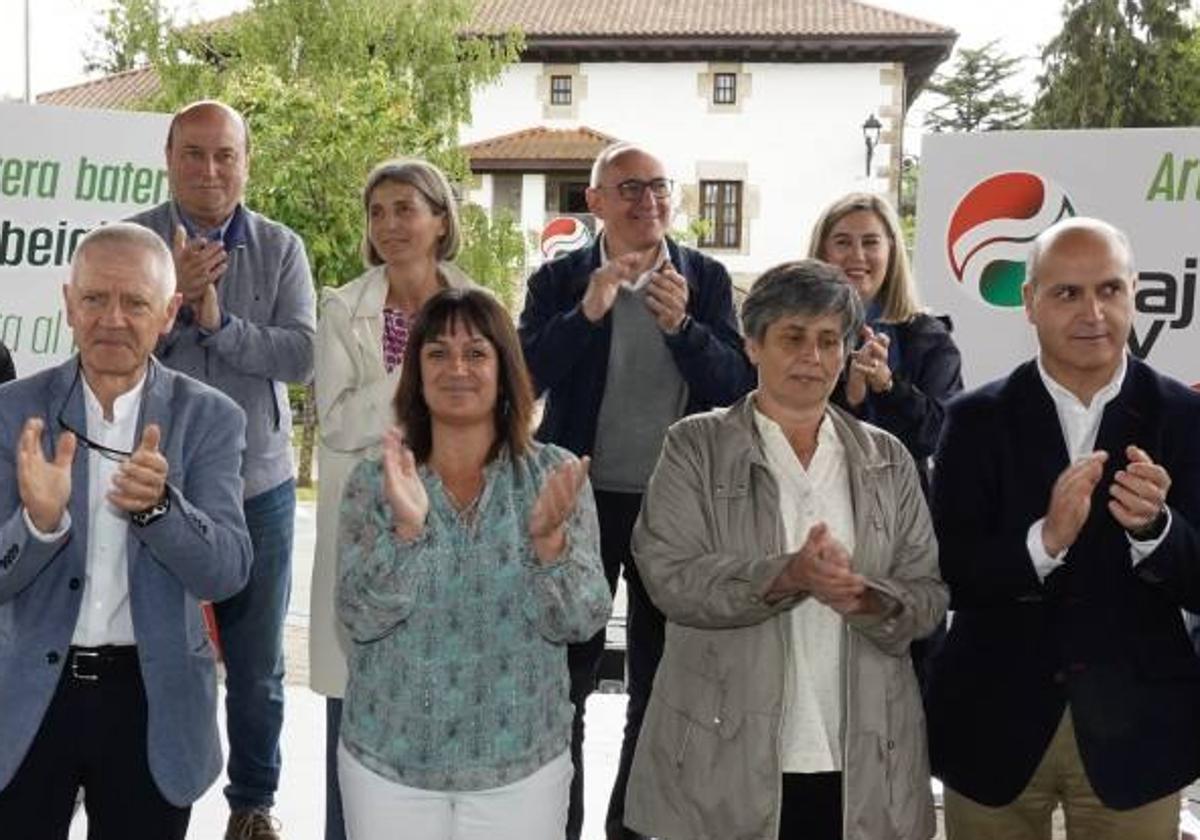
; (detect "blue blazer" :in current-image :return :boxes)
[517,238,754,457]
[0,357,253,806]
[928,358,1200,809]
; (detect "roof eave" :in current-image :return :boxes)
[468,31,956,105]
[467,157,596,173]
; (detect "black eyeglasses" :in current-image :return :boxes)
[55,364,148,463]
[603,178,674,202]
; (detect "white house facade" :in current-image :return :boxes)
[461,0,956,283]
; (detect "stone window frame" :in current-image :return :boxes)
[698,180,743,249]
[539,64,586,119]
[699,63,751,114]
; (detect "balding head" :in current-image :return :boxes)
[589,142,662,188]
[166,100,250,156]
[1026,217,1134,288]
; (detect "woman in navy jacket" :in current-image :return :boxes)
[808,192,963,495]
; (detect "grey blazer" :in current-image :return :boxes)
[0,356,252,806]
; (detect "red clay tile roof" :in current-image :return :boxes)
[36,66,160,110]
[468,0,952,38]
[37,1,954,109]
[463,126,618,170]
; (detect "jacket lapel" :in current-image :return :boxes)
[50,359,90,561]
[1010,362,1071,496]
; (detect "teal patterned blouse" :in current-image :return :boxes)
[336,442,612,791]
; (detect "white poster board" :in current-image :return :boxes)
[0,103,171,376]
[914,129,1200,390]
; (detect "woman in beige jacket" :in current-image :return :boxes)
[309,158,472,840]
[626,260,948,840]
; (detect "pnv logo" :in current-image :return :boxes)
[947,172,1075,308]
[540,217,592,260]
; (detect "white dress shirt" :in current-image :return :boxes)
[1027,354,1170,580]
[755,405,855,773]
[25,373,145,646]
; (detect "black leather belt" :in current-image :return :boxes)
[67,645,139,683]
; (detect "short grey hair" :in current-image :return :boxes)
[1026,216,1135,286]
[70,222,176,300]
[589,142,659,188]
[741,260,864,355]
[361,158,461,265]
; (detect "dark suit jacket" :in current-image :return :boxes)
[0,357,252,806]
[517,238,754,457]
[0,342,13,384]
[927,358,1200,809]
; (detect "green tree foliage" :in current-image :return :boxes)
[923,40,1029,133]
[455,205,527,310]
[1031,0,1200,127]
[93,0,523,484]
[85,0,171,74]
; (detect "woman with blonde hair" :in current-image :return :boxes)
[310,158,473,840]
[808,192,962,494]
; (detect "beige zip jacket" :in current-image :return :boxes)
[627,395,947,840]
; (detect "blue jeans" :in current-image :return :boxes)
[214,478,295,811]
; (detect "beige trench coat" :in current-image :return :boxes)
[627,396,947,840]
[307,263,472,696]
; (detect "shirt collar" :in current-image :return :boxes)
[81,370,148,427]
[752,401,842,470]
[173,201,247,249]
[1035,352,1127,412]
[597,233,669,282]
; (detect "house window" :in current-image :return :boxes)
[550,75,573,105]
[699,180,742,249]
[713,72,737,105]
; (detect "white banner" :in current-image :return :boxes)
[0,103,171,376]
[914,129,1200,390]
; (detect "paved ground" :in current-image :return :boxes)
[66,499,1200,839]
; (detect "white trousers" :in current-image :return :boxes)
[338,741,572,840]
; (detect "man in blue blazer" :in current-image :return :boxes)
[928,217,1200,839]
[0,223,252,838]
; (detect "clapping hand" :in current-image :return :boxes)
[644,263,689,334]
[108,425,169,513]
[1042,451,1108,556]
[17,417,76,534]
[845,325,892,407]
[528,456,591,565]
[768,522,882,615]
[581,255,641,322]
[381,427,428,541]
[1109,445,1171,535]
[172,225,227,304]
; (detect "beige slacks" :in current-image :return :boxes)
[944,709,1180,840]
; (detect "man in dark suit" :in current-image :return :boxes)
[518,142,754,840]
[929,217,1200,839]
[0,223,252,838]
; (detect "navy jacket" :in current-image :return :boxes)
[834,313,962,494]
[928,358,1200,809]
[0,342,13,384]
[518,238,754,457]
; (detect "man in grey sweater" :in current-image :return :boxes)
[130,99,316,840]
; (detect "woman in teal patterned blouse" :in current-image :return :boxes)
[335,287,612,840]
